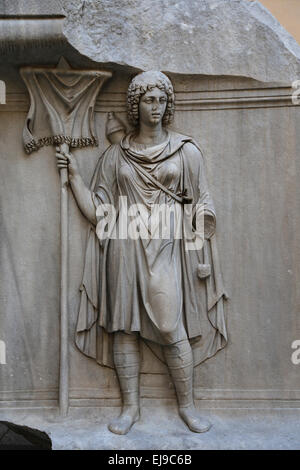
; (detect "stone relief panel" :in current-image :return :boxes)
[0,66,300,416]
[19,65,228,433]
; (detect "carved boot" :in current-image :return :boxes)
[164,339,211,433]
[108,332,140,435]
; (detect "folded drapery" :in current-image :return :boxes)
[20,61,111,154]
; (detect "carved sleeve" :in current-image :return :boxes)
[91,145,118,209]
[183,142,216,240]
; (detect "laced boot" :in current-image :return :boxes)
[108,332,140,435]
[164,339,211,433]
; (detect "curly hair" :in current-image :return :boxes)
[127,71,175,127]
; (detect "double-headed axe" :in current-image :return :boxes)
[20,57,112,416]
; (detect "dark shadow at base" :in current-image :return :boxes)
[0,421,52,450]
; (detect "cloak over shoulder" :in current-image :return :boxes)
[75,131,228,367]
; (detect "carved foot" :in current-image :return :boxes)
[108,406,140,435]
[179,405,211,433]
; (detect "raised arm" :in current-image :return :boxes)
[56,147,97,225]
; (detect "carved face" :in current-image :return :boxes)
[138,87,168,126]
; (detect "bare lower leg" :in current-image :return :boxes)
[108,332,140,435]
[164,339,211,433]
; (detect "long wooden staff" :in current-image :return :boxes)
[21,58,112,416]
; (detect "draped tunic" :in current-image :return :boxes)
[75,131,228,367]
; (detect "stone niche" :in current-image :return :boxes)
[0,0,300,428]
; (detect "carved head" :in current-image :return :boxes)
[127,71,175,127]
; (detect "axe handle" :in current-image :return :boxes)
[59,142,69,416]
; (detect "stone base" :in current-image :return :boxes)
[0,405,299,450]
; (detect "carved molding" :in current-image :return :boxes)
[95,89,297,113]
[1,387,300,404]
[71,387,300,401]
[0,18,65,53]
[2,87,298,114]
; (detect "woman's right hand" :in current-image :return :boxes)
[55,147,80,180]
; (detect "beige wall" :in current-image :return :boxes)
[254,0,300,44]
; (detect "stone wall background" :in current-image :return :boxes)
[0,0,300,410]
[1,68,300,408]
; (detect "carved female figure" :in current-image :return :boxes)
[56,71,227,435]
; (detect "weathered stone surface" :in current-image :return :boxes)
[1,0,300,82]
[1,408,300,450]
[1,0,300,443]
[1,72,300,412]
[62,0,300,82]
[0,19,65,51]
[0,0,63,16]
[0,1,65,58]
